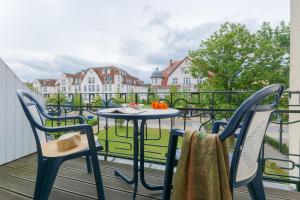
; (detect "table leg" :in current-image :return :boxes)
[139,120,164,191]
[114,120,139,199]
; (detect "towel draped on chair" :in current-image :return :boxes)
[172,131,232,200]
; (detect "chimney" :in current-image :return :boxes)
[169,59,173,65]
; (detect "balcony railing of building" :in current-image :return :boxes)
[43,90,300,191]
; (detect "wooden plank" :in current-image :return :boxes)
[0,174,92,200]
[0,163,158,200]
[3,161,162,199]
[6,156,165,191]
[1,154,299,200]
[0,188,31,200]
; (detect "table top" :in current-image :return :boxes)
[97,108,180,120]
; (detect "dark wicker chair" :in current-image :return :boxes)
[163,84,284,200]
[16,89,105,200]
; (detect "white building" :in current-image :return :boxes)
[34,66,148,98]
[150,56,202,93]
[80,66,148,99]
[32,79,58,95]
[56,71,85,94]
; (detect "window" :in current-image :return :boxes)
[43,87,47,93]
[84,85,87,92]
[79,86,81,92]
[88,85,91,92]
[97,85,100,91]
[172,78,178,84]
[92,85,95,92]
[155,78,157,84]
[109,84,112,91]
[92,77,95,84]
[197,78,202,84]
[183,77,191,85]
[104,85,107,91]
[88,77,92,84]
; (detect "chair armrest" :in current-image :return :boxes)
[36,123,98,150]
[38,123,91,134]
[211,121,229,134]
[44,114,85,124]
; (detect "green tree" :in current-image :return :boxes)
[114,89,126,105]
[92,95,103,107]
[72,93,83,110]
[189,22,289,92]
[46,92,67,105]
[127,89,135,103]
[189,22,289,112]
[189,22,256,92]
[164,85,189,108]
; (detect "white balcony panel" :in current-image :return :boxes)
[0,58,44,165]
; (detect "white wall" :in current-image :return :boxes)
[81,68,102,94]
[0,58,44,165]
[167,59,198,91]
[289,0,300,181]
[32,80,41,93]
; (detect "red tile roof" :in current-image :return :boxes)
[91,66,145,86]
[161,56,191,87]
[37,79,57,86]
[64,72,85,84]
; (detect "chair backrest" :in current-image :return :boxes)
[218,84,284,187]
[16,90,48,157]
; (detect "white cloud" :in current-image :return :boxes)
[0,0,289,81]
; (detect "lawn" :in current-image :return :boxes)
[97,125,182,162]
[44,118,181,162]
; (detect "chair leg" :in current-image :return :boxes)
[86,156,93,174]
[162,132,179,200]
[247,170,266,200]
[90,152,105,200]
[39,159,62,200]
[33,160,47,200]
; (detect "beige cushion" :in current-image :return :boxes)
[41,132,98,158]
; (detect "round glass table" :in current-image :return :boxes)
[97,108,180,199]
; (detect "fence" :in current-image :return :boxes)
[44,90,300,190]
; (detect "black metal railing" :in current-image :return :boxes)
[44,90,299,191]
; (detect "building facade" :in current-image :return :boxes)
[56,71,85,94]
[150,56,202,93]
[33,66,148,99]
[32,79,58,95]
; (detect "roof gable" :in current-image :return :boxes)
[161,56,191,86]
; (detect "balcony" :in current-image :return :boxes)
[0,154,299,200]
[36,90,300,197]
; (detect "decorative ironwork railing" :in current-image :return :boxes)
[44,91,300,191]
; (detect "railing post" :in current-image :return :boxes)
[104,92,109,161]
[57,93,61,127]
[279,119,283,153]
[79,93,83,115]
[135,93,138,104]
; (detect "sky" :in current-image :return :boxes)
[0,0,290,82]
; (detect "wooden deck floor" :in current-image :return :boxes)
[0,154,298,200]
